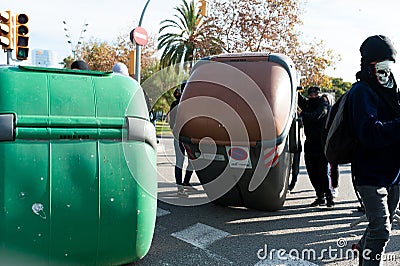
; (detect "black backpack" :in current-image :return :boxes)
[323,90,356,164]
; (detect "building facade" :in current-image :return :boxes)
[31,49,60,68]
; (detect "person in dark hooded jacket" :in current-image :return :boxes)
[298,86,334,208]
[348,35,400,266]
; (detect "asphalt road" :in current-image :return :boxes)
[130,136,400,266]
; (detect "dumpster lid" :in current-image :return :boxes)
[18,65,111,76]
[210,52,271,62]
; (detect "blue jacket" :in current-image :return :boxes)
[348,81,400,186]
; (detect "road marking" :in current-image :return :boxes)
[171,222,317,265]
[156,207,171,217]
[171,222,230,249]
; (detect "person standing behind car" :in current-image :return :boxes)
[288,112,303,192]
[348,35,400,266]
[298,86,334,208]
[168,81,194,197]
[321,93,340,198]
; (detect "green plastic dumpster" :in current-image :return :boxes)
[0,66,157,265]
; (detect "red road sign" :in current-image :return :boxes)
[130,27,148,46]
[228,147,248,161]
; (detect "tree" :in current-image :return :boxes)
[69,32,164,111]
[76,39,122,71]
[74,33,137,73]
[157,0,222,70]
[330,77,352,99]
[295,40,337,89]
[201,0,337,88]
[72,32,158,83]
[141,64,190,114]
[62,55,75,69]
[140,35,160,82]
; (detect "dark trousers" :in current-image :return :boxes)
[304,151,332,199]
[174,139,193,185]
[290,151,301,185]
[329,163,339,188]
[356,185,400,266]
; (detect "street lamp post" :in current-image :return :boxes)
[63,20,89,60]
[135,0,151,84]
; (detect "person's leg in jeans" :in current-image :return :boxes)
[312,153,334,207]
[388,185,400,223]
[174,138,184,185]
[356,185,399,266]
[329,163,340,198]
[319,158,334,207]
[180,142,194,186]
[174,138,188,196]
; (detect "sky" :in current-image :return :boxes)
[1,0,400,83]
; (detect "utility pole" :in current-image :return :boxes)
[135,0,151,84]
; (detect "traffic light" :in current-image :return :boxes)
[15,13,29,60]
[128,50,136,76]
[0,10,14,50]
[199,0,207,17]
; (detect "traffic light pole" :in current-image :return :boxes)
[134,0,151,84]
[6,49,12,65]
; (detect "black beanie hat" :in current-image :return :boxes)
[307,86,320,95]
[71,60,90,70]
[173,88,182,98]
[360,35,397,64]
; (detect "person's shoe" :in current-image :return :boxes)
[177,189,188,197]
[326,197,335,208]
[310,198,326,207]
[288,182,296,191]
[331,187,339,198]
[177,185,188,197]
[183,182,198,191]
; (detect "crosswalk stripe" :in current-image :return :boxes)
[171,222,230,249]
[156,207,171,217]
[170,221,318,266]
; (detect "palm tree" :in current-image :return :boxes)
[157,0,220,70]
